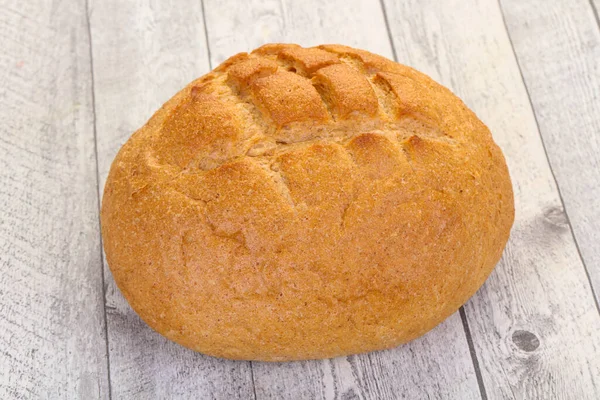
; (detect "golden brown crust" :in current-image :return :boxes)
[101,43,514,361]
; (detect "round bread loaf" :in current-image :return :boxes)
[101,43,514,361]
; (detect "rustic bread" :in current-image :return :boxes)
[101,43,514,361]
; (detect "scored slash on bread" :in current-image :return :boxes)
[101,44,514,361]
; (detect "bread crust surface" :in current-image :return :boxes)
[101,44,514,361]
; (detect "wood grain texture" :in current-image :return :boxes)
[88,0,254,398]
[203,0,481,398]
[381,0,600,398]
[0,1,109,398]
[500,0,600,307]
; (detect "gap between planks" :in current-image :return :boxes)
[84,0,114,397]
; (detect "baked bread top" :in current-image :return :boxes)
[101,43,514,361]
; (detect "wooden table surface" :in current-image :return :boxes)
[1,0,600,398]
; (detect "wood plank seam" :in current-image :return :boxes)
[589,0,600,29]
[378,1,487,399]
[85,0,114,397]
[200,0,214,75]
[377,0,399,63]
[497,0,600,316]
[459,308,488,400]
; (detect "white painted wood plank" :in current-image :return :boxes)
[88,0,254,397]
[382,0,600,398]
[0,1,109,398]
[500,0,600,309]
[203,1,482,399]
[204,0,392,66]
